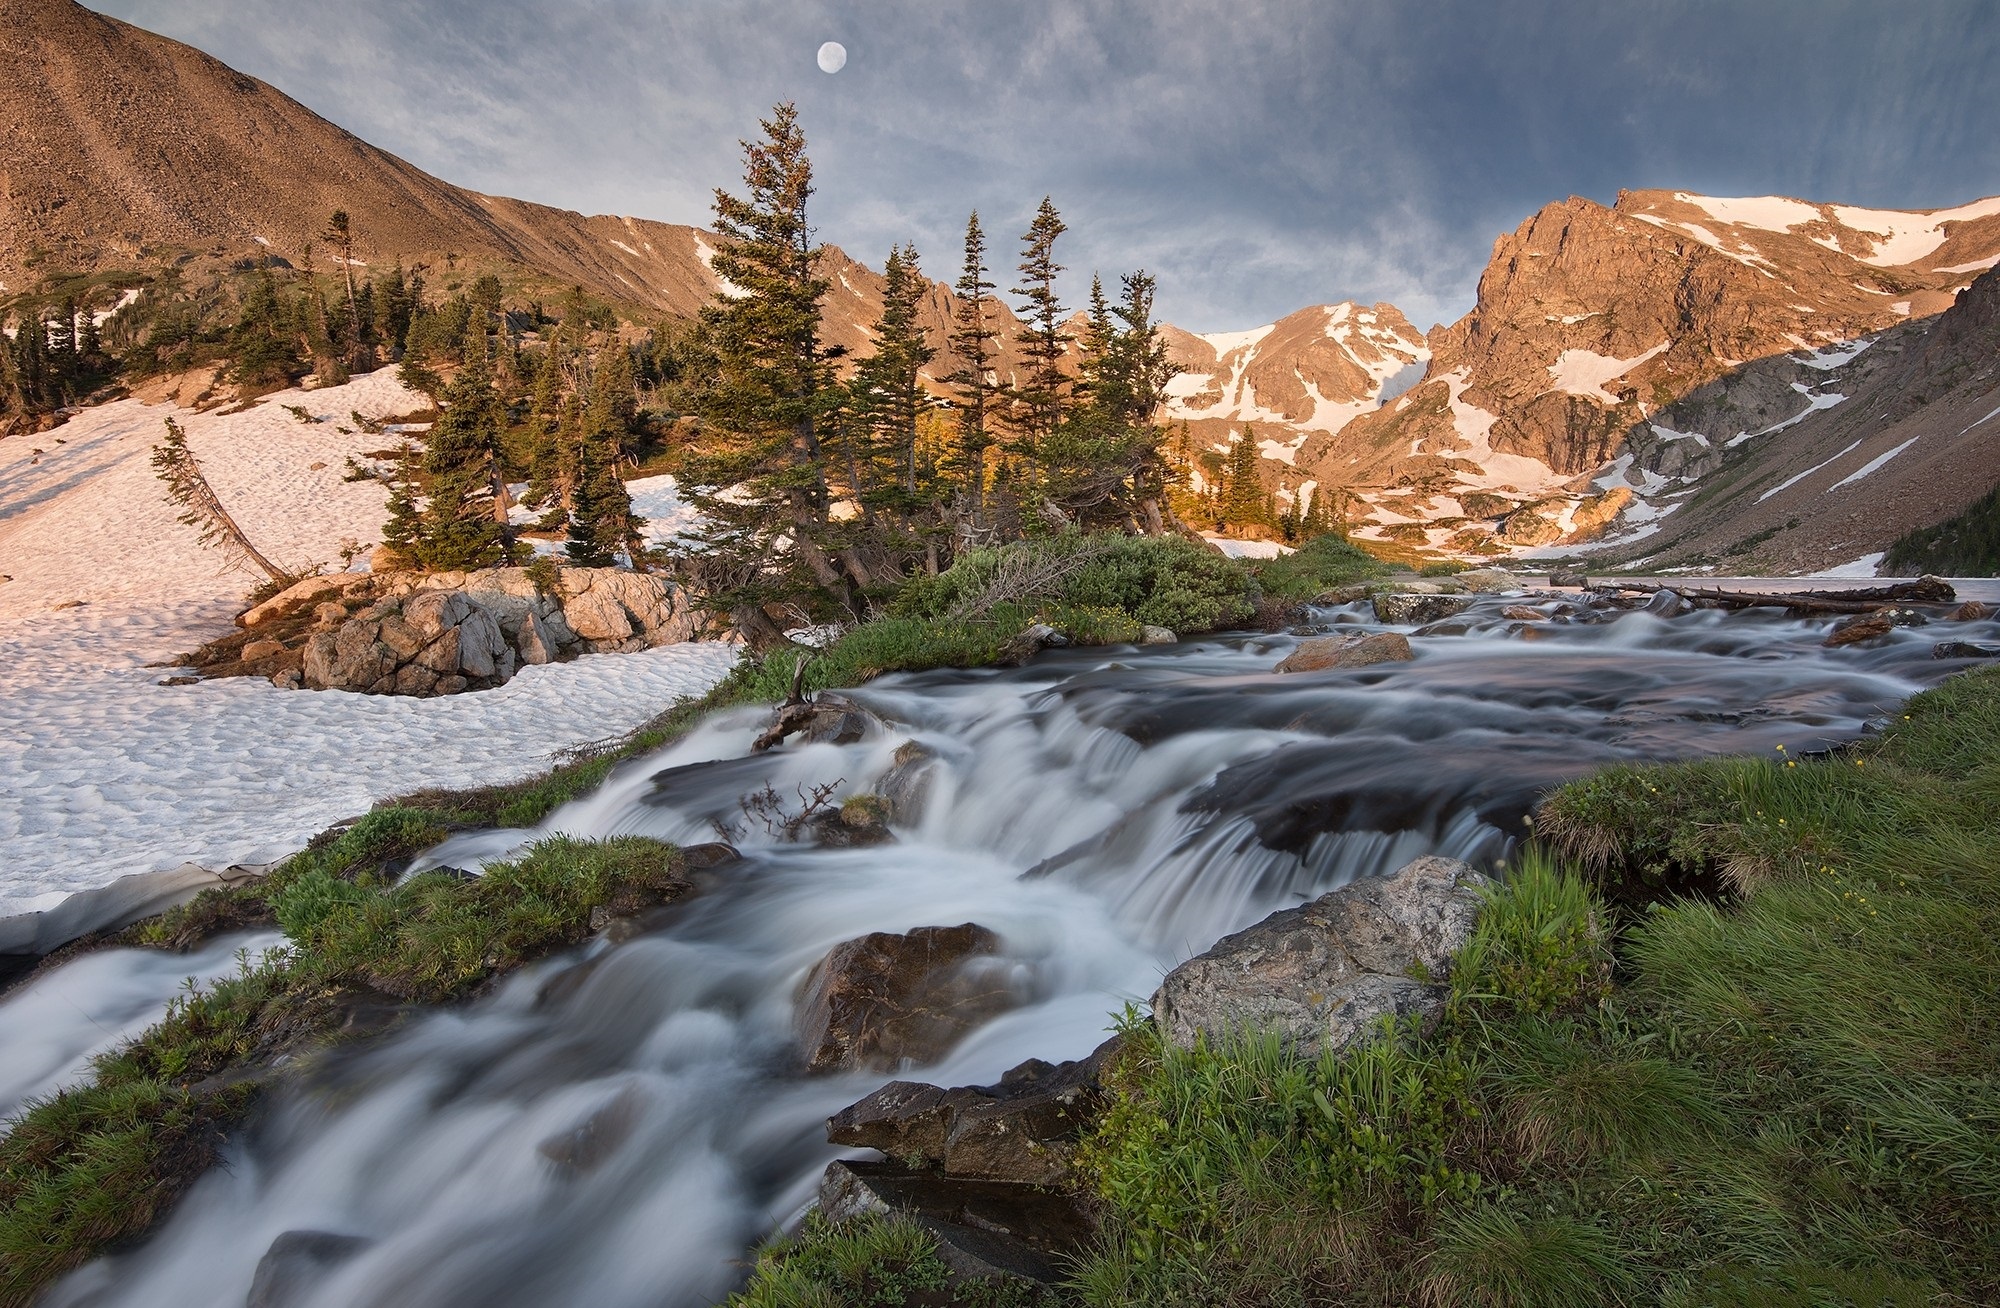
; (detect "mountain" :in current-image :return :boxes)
[0,0,1008,369]
[1158,303,1429,468]
[1293,189,2000,559]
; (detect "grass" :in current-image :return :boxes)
[1069,668,2000,1305]
[727,1210,1058,1308]
[1883,480,2000,577]
[1243,534,1387,604]
[0,832,688,1307]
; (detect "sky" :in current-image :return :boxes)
[86,0,2000,333]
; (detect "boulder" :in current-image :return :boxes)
[1151,855,1489,1058]
[240,574,369,628]
[1934,641,2000,660]
[1645,588,1693,618]
[1951,601,1992,622]
[827,1037,1120,1185]
[878,741,940,826]
[246,1230,371,1308]
[1826,607,1926,648]
[1274,631,1414,673]
[997,623,1067,667]
[801,693,877,745]
[1548,570,1588,589]
[516,607,560,665]
[1372,593,1477,625]
[1500,605,1547,621]
[1140,625,1177,645]
[797,923,1017,1074]
[818,1159,1093,1288]
[241,638,286,661]
[1451,568,1516,594]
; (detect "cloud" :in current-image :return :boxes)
[89,0,2000,331]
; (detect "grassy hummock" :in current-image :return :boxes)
[0,822,688,1307]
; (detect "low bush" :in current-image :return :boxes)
[728,1210,1054,1308]
[1245,534,1385,604]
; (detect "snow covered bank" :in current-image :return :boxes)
[0,371,736,912]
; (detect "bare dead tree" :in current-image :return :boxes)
[151,416,284,580]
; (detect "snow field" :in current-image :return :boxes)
[0,371,737,909]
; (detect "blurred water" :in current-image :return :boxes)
[33,591,1990,1307]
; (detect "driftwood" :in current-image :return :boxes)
[752,655,818,752]
[1590,576,1957,616]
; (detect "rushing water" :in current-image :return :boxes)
[20,590,1997,1308]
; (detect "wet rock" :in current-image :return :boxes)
[1312,582,1375,605]
[818,1159,1094,1288]
[812,795,894,848]
[1826,613,1892,647]
[158,674,200,686]
[1140,625,1177,645]
[1951,601,1992,622]
[878,741,939,826]
[536,1085,644,1174]
[801,692,878,745]
[1901,575,1958,604]
[797,924,1016,1074]
[1826,607,1926,647]
[997,622,1067,667]
[1274,631,1413,673]
[1500,605,1548,621]
[679,842,743,871]
[1645,588,1694,617]
[246,1230,371,1308]
[1152,855,1489,1058]
[1372,592,1476,625]
[827,1037,1120,1185]
[1549,570,1588,588]
[1413,619,1475,637]
[1934,641,2000,660]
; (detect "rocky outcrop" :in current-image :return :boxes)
[1274,631,1414,673]
[827,1038,1120,1186]
[191,565,700,697]
[796,923,1018,1074]
[1371,593,1477,625]
[1151,855,1489,1057]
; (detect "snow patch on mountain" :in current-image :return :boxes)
[1544,343,1669,403]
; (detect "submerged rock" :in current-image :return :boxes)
[1151,855,1489,1058]
[1274,631,1414,673]
[1372,592,1477,625]
[797,923,1017,1074]
[246,1230,371,1308]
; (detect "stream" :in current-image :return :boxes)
[13,587,1996,1307]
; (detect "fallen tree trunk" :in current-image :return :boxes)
[1591,576,1958,615]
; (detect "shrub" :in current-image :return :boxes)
[894,533,1255,635]
[1248,534,1385,603]
[1451,850,1611,1016]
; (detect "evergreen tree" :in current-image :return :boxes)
[1010,197,1070,447]
[414,338,513,570]
[377,441,425,567]
[324,210,365,369]
[565,436,640,567]
[945,212,1000,526]
[675,102,850,636]
[849,243,937,517]
[1219,426,1271,532]
[228,267,301,388]
[1298,483,1340,541]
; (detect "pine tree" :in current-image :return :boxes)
[152,417,283,579]
[228,267,301,387]
[1220,426,1271,532]
[849,243,937,516]
[414,338,513,570]
[945,212,1000,526]
[324,210,365,370]
[675,102,849,636]
[1010,197,1070,447]
[565,436,640,567]
[374,261,414,356]
[378,441,425,567]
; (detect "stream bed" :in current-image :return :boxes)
[12,586,1997,1307]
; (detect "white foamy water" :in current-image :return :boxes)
[32,593,1991,1308]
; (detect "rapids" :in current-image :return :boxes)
[18,591,1997,1307]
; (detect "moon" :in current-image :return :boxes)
[816,41,847,74]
